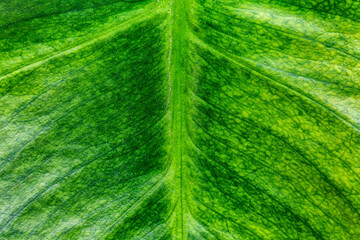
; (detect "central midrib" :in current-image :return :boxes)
[168,0,190,238]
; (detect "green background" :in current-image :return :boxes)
[1,0,360,239]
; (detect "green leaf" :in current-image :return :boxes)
[1,0,360,239]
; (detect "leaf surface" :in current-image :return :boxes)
[1,0,360,239]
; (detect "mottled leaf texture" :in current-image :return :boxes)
[1,0,360,239]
